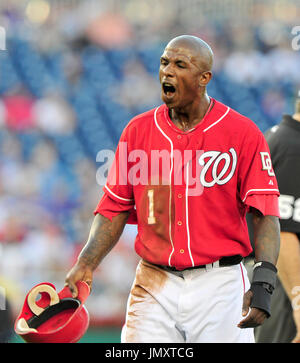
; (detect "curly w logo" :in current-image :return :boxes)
[198,148,237,187]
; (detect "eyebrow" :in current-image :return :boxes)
[161,50,208,72]
[160,54,189,64]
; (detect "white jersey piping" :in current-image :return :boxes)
[203,106,230,133]
[104,185,134,202]
[185,161,195,266]
[242,188,279,203]
[154,106,175,267]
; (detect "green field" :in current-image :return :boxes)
[9,327,122,343]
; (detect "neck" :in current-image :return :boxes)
[292,113,300,122]
[169,93,211,131]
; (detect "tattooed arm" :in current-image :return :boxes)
[238,208,280,328]
[65,212,130,297]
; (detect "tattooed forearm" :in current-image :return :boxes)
[251,208,280,264]
[77,212,130,270]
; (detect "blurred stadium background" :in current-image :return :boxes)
[0,0,299,343]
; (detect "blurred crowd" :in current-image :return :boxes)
[0,92,140,327]
[0,0,300,338]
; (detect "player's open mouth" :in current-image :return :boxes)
[162,82,176,97]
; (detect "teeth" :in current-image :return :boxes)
[163,83,175,92]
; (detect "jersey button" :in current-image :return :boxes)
[177,135,182,139]
[177,221,183,226]
[178,193,183,198]
[180,249,184,254]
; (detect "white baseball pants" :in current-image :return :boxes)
[121,259,254,343]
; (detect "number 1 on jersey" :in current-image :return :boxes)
[147,189,156,224]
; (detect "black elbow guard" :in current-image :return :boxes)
[250,261,277,317]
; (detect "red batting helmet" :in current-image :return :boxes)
[14,281,90,343]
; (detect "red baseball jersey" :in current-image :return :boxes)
[95,98,280,270]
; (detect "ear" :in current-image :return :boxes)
[199,71,212,87]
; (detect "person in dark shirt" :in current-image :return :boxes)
[255,94,300,343]
[0,291,14,343]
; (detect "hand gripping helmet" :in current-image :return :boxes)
[14,281,90,343]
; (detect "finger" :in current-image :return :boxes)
[238,318,257,329]
[84,278,92,286]
[70,284,78,298]
[238,309,257,328]
[237,313,249,328]
[238,317,254,329]
[242,290,252,316]
[242,308,249,317]
[65,279,78,298]
[84,279,92,291]
[238,308,266,329]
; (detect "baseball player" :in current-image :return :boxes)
[65,35,280,343]
[255,94,300,343]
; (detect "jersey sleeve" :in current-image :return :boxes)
[238,126,280,213]
[101,126,135,206]
[94,124,136,222]
[94,192,137,224]
[245,194,279,217]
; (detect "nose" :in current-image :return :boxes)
[161,62,175,78]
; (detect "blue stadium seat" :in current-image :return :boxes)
[81,46,116,87]
[16,130,43,161]
[0,47,20,94]
[49,133,87,165]
[44,51,71,94]
[137,42,165,75]
[106,47,137,79]
[9,38,55,97]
